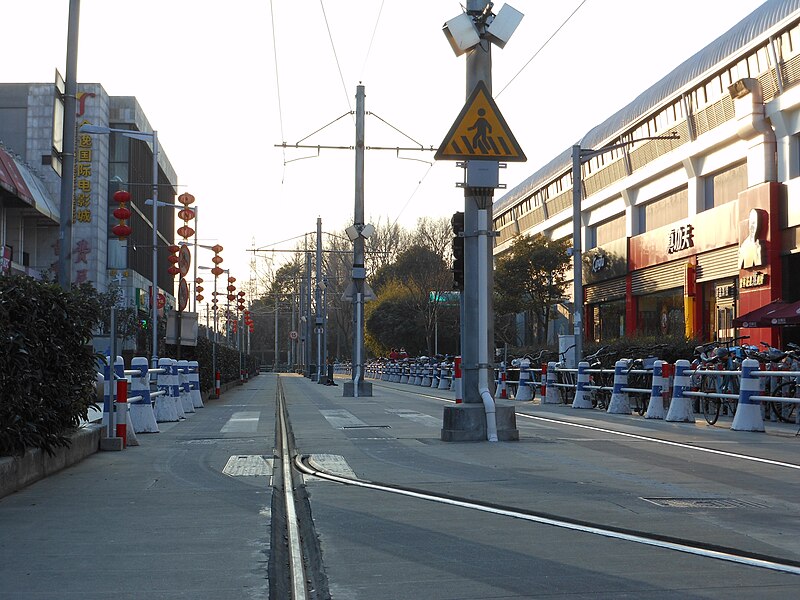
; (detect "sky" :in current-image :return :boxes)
[5,0,765,294]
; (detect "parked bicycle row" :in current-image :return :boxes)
[336,336,800,430]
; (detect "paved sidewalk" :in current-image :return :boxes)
[0,376,277,600]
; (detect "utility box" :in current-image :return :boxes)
[559,335,576,369]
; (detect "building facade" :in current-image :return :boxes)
[0,82,179,349]
[493,0,800,348]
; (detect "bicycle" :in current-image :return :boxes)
[584,346,615,410]
[619,345,666,415]
[553,344,577,404]
[750,341,799,423]
[693,336,748,425]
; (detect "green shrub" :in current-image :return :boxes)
[0,276,104,456]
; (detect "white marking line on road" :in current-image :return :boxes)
[305,454,357,482]
[374,384,800,471]
[296,457,800,577]
[385,408,442,427]
[221,411,261,433]
[516,413,800,471]
[320,409,369,429]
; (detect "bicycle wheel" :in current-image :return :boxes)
[771,382,798,423]
[702,397,720,425]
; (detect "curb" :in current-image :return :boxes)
[0,424,103,500]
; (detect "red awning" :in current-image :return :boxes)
[733,300,800,327]
[0,147,34,205]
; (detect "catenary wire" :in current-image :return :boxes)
[319,0,353,115]
[496,0,590,98]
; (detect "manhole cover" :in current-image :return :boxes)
[223,455,273,477]
[641,497,767,509]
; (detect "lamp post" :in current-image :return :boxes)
[147,200,199,311]
[199,261,226,399]
[80,124,161,367]
[571,133,679,364]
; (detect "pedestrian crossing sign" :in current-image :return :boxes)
[435,81,526,162]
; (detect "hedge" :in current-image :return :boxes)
[0,276,103,456]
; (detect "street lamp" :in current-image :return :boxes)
[147,200,199,312]
[571,132,679,365]
[80,124,161,368]
[199,254,226,398]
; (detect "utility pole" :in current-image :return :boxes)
[315,217,324,383]
[439,2,524,441]
[57,0,80,289]
[343,85,373,397]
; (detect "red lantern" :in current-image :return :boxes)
[177,225,195,238]
[112,223,132,237]
[111,189,132,240]
[211,266,223,276]
[178,192,195,206]
[166,244,180,275]
[196,294,204,302]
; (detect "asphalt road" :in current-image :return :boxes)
[1,373,798,599]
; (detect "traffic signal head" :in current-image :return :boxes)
[451,211,464,290]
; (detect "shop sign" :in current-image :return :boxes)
[740,271,766,289]
[716,284,735,299]
[667,224,694,254]
[590,253,606,273]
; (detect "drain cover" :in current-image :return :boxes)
[641,497,767,509]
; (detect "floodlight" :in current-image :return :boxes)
[360,223,375,239]
[345,225,359,241]
[443,13,480,56]
[486,4,523,48]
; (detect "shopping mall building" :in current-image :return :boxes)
[493,0,800,348]
[0,82,178,353]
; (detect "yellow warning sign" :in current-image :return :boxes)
[435,81,526,162]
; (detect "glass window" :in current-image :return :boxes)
[590,214,626,249]
[636,289,685,337]
[704,162,747,210]
[639,187,688,232]
[591,299,626,343]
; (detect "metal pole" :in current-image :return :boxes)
[462,1,493,403]
[572,144,584,365]
[274,292,279,371]
[305,251,312,375]
[212,274,218,397]
[151,131,160,368]
[348,85,371,396]
[316,217,323,383]
[58,0,80,289]
[192,207,198,313]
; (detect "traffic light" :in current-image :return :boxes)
[451,211,464,291]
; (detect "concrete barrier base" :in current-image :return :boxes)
[342,381,373,397]
[441,403,519,442]
[0,425,102,500]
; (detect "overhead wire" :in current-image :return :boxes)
[360,0,386,82]
[268,0,287,183]
[496,0,590,99]
[319,0,353,115]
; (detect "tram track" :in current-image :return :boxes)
[294,454,800,577]
[270,376,330,600]
[274,375,800,593]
